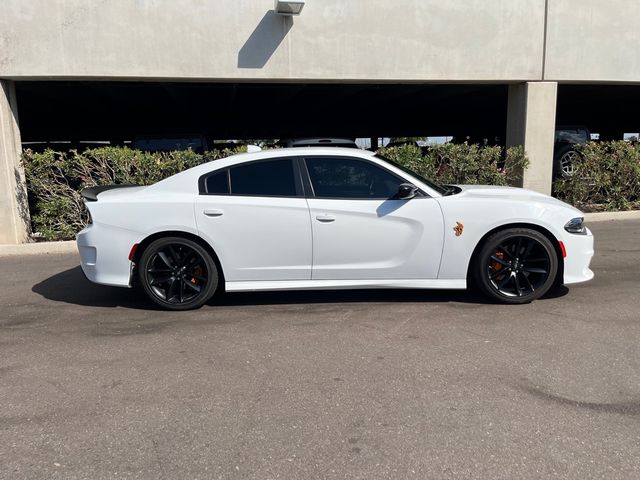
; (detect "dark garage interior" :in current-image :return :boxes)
[15,82,508,143]
[14,81,640,146]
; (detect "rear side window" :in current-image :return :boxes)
[230,159,297,197]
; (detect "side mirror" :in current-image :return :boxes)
[396,183,419,200]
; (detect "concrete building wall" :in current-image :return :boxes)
[545,0,640,82]
[0,80,29,244]
[2,0,546,81]
[3,1,640,83]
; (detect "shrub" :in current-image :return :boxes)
[553,141,640,212]
[377,143,528,186]
[22,143,526,241]
[22,146,245,241]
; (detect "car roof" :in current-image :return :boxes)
[149,147,375,189]
[205,146,376,170]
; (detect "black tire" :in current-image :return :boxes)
[474,228,558,304]
[138,236,218,310]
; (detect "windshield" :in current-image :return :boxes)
[375,154,449,195]
[555,129,589,144]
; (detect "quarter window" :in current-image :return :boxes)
[204,170,229,194]
[305,157,404,199]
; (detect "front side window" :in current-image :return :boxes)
[305,157,403,199]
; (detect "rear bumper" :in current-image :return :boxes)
[76,223,136,288]
[562,227,595,285]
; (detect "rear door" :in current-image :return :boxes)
[303,156,445,280]
[195,157,312,282]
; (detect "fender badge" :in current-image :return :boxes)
[454,222,464,237]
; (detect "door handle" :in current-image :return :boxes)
[203,209,224,217]
[316,214,336,223]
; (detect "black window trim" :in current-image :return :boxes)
[198,157,304,198]
[300,155,428,200]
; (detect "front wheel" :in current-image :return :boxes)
[474,228,558,304]
[138,237,218,310]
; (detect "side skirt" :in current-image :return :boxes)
[225,279,467,292]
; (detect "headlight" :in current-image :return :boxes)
[564,217,586,235]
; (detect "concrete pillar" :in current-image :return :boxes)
[0,80,30,244]
[506,82,558,195]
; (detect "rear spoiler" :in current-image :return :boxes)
[81,184,139,202]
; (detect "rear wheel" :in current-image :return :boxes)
[475,228,558,304]
[138,237,218,310]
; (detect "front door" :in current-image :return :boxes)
[303,156,445,280]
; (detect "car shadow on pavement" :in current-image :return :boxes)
[32,266,156,310]
[32,266,569,310]
[213,285,568,307]
[212,288,487,307]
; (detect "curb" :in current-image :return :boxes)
[584,210,640,222]
[0,240,77,257]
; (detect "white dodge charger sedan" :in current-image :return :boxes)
[77,147,594,310]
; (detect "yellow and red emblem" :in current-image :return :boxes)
[453,222,464,237]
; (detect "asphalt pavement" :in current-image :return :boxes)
[1,220,639,479]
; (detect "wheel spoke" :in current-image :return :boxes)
[522,239,534,260]
[490,255,510,267]
[182,252,198,267]
[514,273,523,296]
[167,278,181,303]
[498,244,514,258]
[526,257,548,263]
[157,251,174,268]
[523,267,548,274]
[150,274,173,286]
[521,272,535,292]
[515,237,523,257]
[148,267,171,274]
[168,245,180,265]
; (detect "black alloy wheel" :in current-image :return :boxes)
[475,228,558,304]
[138,237,218,310]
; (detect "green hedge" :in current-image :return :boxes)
[378,143,528,186]
[22,144,526,241]
[22,146,244,241]
[553,141,640,212]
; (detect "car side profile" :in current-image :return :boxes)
[77,147,594,310]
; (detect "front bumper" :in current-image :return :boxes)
[562,227,595,284]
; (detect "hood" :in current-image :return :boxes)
[453,184,583,214]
